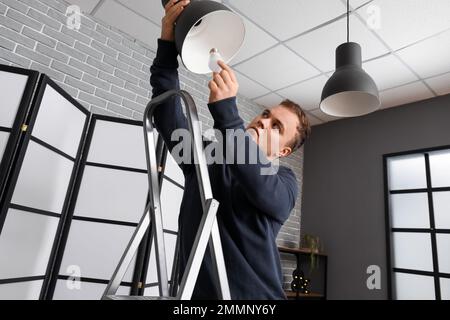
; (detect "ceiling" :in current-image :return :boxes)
[65,0,450,126]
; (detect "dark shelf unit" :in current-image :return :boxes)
[278,246,328,300]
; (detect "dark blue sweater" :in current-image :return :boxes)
[150,39,298,300]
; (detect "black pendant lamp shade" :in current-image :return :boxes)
[320,0,380,117]
[161,0,245,74]
[320,42,380,117]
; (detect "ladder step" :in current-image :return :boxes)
[104,295,177,300]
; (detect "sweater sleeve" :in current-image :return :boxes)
[150,39,192,173]
[207,97,298,223]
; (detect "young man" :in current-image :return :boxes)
[150,0,311,299]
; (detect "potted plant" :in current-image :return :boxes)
[301,234,323,274]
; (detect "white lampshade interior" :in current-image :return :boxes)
[181,10,245,74]
[320,91,380,117]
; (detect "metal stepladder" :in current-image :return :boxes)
[102,90,231,300]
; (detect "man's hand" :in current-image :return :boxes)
[161,0,190,42]
[208,61,239,104]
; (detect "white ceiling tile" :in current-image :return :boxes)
[309,108,341,122]
[349,0,373,9]
[380,82,434,109]
[230,16,278,65]
[362,54,419,91]
[425,72,450,96]
[94,0,160,50]
[396,30,450,79]
[277,75,329,111]
[356,0,450,51]
[117,0,165,26]
[235,71,270,100]
[253,93,284,108]
[235,45,320,91]
[305,113,323,126]
[64,0,100,14]
[286,15,389,72]
[227,0,346,41]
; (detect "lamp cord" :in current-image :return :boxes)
[347,0,349,42]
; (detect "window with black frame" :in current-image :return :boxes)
[384,147,450,300]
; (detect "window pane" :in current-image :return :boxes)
[441,278,450,300]
[0,131,9,162]
[32,85,86,158]
[0,70,28,128]
[0,209,59,279]
[388,154,427,190]
[73,166,148,223]
[0,280,43,300]
[429,150,450,188]
[392,232,433,271]
[11,141,74,213]
[394,273,435,300]
[390,193,430,228]
[436,234,450,274]
[433,192,450,229]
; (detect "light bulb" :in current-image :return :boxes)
[208,48,223,73]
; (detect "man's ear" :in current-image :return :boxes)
[278,146,292,158]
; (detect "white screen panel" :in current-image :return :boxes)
[53,280,132,300]
[429,150,450,188]
[74,166,148,223]
[0,280,43,300]
[0,131,9,162]
[433,192,450,229]
[392,232,433,271]
[0,209,59,279]
[165,151,184,186]
[32,85,86,158]
[0,70,29,128]
[441,278,450,300]
[160,179,183,232]
[394,273,435,300]
[53,280,106,300]
[144,285,159,296]
[59,220,137,282]
[117,285,131,296]
[11,141,73,213]
[390,193,430,228]
[146,233,178,283]
[436,234,450,274]
[388,154,427,190]
[87,120,147,170]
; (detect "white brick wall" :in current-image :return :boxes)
[0,0,303,290]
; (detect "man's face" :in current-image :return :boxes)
[246,105,300,160]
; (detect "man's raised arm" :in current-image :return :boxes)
[149,0,191,172]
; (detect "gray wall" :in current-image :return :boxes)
[301,94,450,299]
[0,0,304,291]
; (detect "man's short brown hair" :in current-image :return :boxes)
[279,99,311,152]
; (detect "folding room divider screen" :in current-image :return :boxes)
[0,64,185,300]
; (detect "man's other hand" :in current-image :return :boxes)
[208,61,239,104]
[161,0,190,42]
